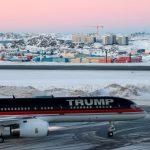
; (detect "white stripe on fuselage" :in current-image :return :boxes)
[39,112,145,122]
[0,112,145,124]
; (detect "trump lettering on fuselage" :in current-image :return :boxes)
[66,99,114,106]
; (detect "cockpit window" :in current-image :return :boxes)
[130,103,139,108]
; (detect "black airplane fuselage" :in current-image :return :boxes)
[0,96,144,117]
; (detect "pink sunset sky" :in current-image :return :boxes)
[0,0,150,33]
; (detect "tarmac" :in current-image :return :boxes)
[0,64,150,70]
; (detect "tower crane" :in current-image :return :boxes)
[84,25,104,40]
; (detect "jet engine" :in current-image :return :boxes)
[11,119,49,137]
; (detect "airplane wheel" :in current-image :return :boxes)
[108,131,113,137]
[0,134,4,143]
[0,137,4,143]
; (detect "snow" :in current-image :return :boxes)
[0,70,150,106]
[113,143,150,150]
[0,70,149,88]
[142,55,150,62]
[93,42,103,48]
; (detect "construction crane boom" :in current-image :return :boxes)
[87,25,103,37]
[82,25,103,40]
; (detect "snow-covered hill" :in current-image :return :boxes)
[1,32,150,50]
[0,84,150,106]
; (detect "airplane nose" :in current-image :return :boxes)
[139,108,145,112]
[139,108,147,117]
[135,107,147,118]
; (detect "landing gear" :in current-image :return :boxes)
[0,126,4,143]
[0,134,4,143]
[108,131,113,137]
[107,121,115,137]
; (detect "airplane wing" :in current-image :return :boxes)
[0,116,36,126]
[0,117,19,126]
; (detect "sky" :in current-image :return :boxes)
[0,0,150,34]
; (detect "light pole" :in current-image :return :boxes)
[105,49,109,63]
[102,46,109,63]
[129,52,132,63]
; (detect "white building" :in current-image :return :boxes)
[102,34,114,45]
[116,35,129,45]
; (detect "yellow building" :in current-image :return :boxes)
[60,52,78,58]
[70,58,81,63]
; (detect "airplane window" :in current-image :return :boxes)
[41,107,43,110]
[1,108,3,111]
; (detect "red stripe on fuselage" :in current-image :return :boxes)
[0,108,144,115]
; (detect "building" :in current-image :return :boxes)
[72,34,82,43]
[59,52,78,58]
[102,34,114,45]
[116,35,129,45]
[102,34,129,45]
[72,34,95,44]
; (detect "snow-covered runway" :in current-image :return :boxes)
[0,70,149,89]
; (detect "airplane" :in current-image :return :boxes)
[0,96,146,143]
